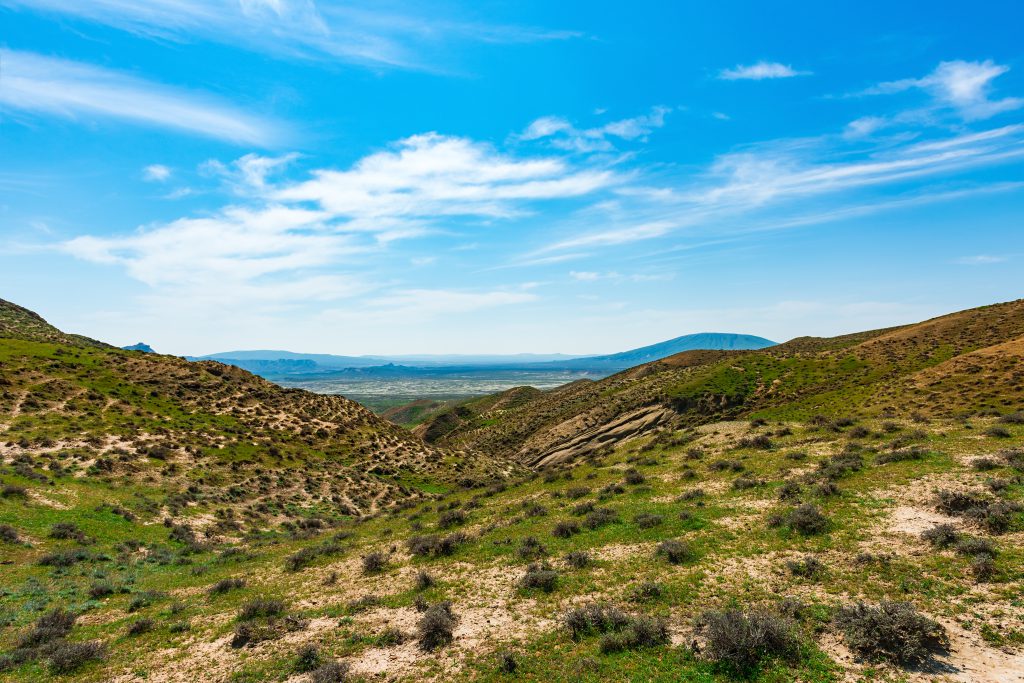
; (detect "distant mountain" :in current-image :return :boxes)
[122,342,155,353]
[195,334,776,379]
[560,332,776,370]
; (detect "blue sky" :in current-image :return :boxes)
[1,1,1023,355]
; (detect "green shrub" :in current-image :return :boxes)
[835,601,947,665]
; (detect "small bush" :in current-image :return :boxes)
[310,660,350,683]
[517,536,548,560]
[552,520,580,538]
[970,554,996,582]
[0,524,19,544]
[625,581,663,602]
[737,435,774,450]
[835,601,948,665]
[633,512,663,529]
[787,504,829,535]
[973,457,1000,471]
[599,615,669,653]
[732,476,762,490]
[921,524,959,548]
[565,486,590,499]
[496,650,518,673]
[415,570,435,591]
[966,501,1022,534]
[564,551,591,569]
[239,597,285,621]
[656,539,696,565]
[519,563,558,593]
[437,510,466,529]
[786,555,824,578]
[699,609,798,673]
[418,602,456,651]
[777,481,802,501]
[998,411,1024,424]
[294,643,322,673]
[564,603,631,640]
[954,536,997,558]
[935,489,985,514]
[47,640,106,674]
[623,468,646,485]
[986,426,1012,439]
[361,551,388,574]
[583,507,618,530]
[127,618,154,636]
[209,577,246,595]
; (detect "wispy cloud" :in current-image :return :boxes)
[61,130,616,308]
[954,254,1007,265]
[863,60,1023,121]
[0,50,282,144]
[517,107,671,152]
[719,61,810,81]
[536,121,1024,254]
[4,0,579,71]
[142,164,172,182]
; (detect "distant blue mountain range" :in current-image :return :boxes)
[122,342,155,353]
[194,332,777,379]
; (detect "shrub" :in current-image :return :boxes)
[361,551,388,574]
[599,615,669,653]
[970,554,996,582]
[835,601,948,665]
[47,640,106,674]
[38,548,91,567]
[310,661,350,683]
[777,481,802,501]
[294,643,322,673]
[699,609,798,673]
[787,504,829,535]
[935,489,985,514]
[238,597,285,621]
[732,476,762,490]
[564,550,591,569]
[656,539,696,564]
[18,608,76,649]
[565,486,591,499]
[496,650,518,673]
[986,426,1012,439]
[515,536,548,561]
[519,563,559,593]
[127,618,154,636]
[954,536,997,558]
[437,510,466,529]
[623,469,646,485]
[571,501,595,516]
[966,501,1022,534]
[552,520,581,538]
[583,507,618,530]
[877,447,928,465]
[88,581,116,599]
[998,411,1024,424]
[625,581,663,602]
[921,524,959,548]
[49,522,88,542]
[285,547,319,572]
[417,602,456,651]
[786,555,824,578]
[209,577,246,595]
[973,457,1000,471]
[633,513,663,529]
[563,603,630,640]
[737,435,774,450]
[679,488,705,501]
[415,570,435,591]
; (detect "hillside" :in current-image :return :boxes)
[1,297,1022,683]
[0,299,511,524]
[417,300,1024,467]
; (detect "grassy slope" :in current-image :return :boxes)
[1,415,1022,681]
[419,300,1024,464]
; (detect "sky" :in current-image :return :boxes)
[1,1,1023,356]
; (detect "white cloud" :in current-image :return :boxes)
[5,0,578,71]
[537,123,1024,254]
[954,254,1007,265]
[62,130,616,310]
[867,60,1023,120]
[719,61,810,81]
[0,50,281,145]
[275,133,616,219]
[143,164,172,182]
[570,271,600,281]
[518,106,670,152]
